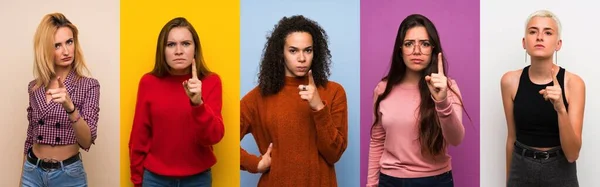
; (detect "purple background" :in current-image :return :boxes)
[360,1,480,186]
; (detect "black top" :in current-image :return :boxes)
[514,65,569,147]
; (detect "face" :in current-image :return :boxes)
[523,16,562,58]
[165,27,195,74]
[53,27,75,67]
[283,32,313,77]
[401,26,433,72]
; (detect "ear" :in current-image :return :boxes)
[555,39,563,51]
[522,37,526,49]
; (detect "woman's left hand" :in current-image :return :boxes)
[425,53,448,101]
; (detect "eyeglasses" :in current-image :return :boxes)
[401,40,433,55]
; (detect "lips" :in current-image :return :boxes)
[410,59,424,64]
[61,57,72,61]
[297,67,308,72]
[534,44,545,48]
[174,58,186,61]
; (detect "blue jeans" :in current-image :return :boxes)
[21,159,87,187]
[379,171,454,187]
[142,169,211,187]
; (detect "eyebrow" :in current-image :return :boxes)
[167,40,193,43]
[528,26,555,31]
[288,46,313,50]
[403,39,430,42]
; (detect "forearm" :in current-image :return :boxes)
[557,110,581,162]
[505,137,515,180]
[70,109,92,148]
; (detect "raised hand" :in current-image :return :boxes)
[539,67,566,113]
[46,76,74,111]
[298,70,325,111]
[183,59,203,105]
[425,53,449,101]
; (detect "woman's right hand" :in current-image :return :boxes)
[257,143,273,173]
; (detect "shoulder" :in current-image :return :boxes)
[202,73,222,86]
[501,68,523,89]
[78,76,100,87]
[325,81,345,92]
[374,80,388,96]
[241,86,261,104]
[564,70,585,91]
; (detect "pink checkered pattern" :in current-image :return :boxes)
[24,70,100,154]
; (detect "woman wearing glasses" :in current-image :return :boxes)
[366,14,466,187]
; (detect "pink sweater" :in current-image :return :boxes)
[366,80,465,187]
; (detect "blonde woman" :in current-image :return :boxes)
[502,10,584,187]
[21,13,100,187]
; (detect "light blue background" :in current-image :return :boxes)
[240,0,360,186]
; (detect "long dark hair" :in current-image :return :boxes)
[372,14,468,157]
[258,15,331,96]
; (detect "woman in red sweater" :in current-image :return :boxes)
[129,17,225,187]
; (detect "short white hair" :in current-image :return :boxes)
[525,10,562,39]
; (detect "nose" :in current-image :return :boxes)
[412,44,422,55]
[298,51,306,63]
[62,45,70,56]
[536,32,544,41]
[175,44,183,55]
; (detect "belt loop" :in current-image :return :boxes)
[35,158,41,167]
[60,161,65,171]
[521,147,526,156]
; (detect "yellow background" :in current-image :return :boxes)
[120,1,240,186]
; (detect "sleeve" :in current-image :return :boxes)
[312,83,348,165]
[433,79,465,146]
[366,82,386,187]
[239,94,262,173]
[78,79,100,151]
[129,76,152,187]
[190,74,225,146]
[24,83,35,154]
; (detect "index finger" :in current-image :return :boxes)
[191,59,198,79]
[437,52,444,76]
[308,70,315,86]
[56,76,65,88]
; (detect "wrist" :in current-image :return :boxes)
[64,102,75,113]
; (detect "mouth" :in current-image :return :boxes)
[410,59,424,64]
[174,58,186,62]
[534,44,545,49]
[297,66,308,72]
[61,57,72,61]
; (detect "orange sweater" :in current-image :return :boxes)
[240,76,348,186]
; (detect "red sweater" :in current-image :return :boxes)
[129,73,224,186]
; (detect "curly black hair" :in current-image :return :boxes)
[258,15,332,96]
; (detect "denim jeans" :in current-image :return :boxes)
[142,169,211,187]
[378,171,453,187]
[21,158,87,187]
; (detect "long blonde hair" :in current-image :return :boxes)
[32,13,90,90]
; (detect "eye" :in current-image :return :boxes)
[66,39,74,45]
[403,41,413,47]
[54,44,61,49]
[182,42,191,47]
[289,49,297,54]
[422,42,431,47]
[529,30,536,35]
[305,48,313,53]
[167,42,175,47]
[545,31,553,36]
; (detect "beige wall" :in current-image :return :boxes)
[0,1,120,186]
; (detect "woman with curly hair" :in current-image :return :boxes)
[240,15,348,186]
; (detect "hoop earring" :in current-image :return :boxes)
[524,51,527,64]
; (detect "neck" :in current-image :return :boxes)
[170,67,190,76]
[402,69,422,86]
[55,65,72,79]
[529,56,556,78]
